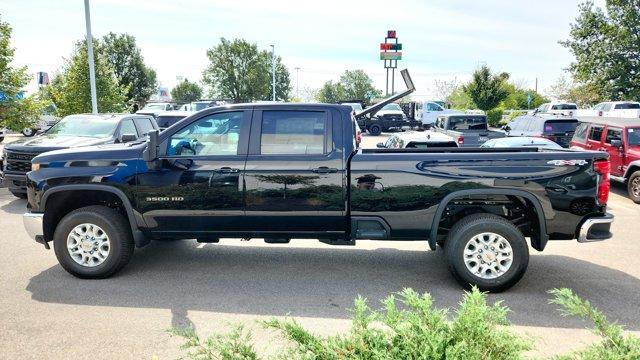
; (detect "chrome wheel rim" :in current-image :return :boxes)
[67,223,110,267]
[463,232,513,279]
[632,178,640,198]
[23,128,33,136]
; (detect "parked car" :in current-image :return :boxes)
[155,111,194,130]
[532,102,578,116]
[433,114,504,147]
[21,104,60,137]
[1,113,157,198]
[136,102,176,118]
[480,137,562,149]
[576,101,640,118]
[376,131,458,149]
[23,102,613,292]
[505,114,578,148]
[417,101,463,127]
[570,117,640,203]
[357,103,421,135]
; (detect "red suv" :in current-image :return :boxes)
[570,118,640,203]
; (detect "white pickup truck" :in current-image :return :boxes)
[416,101,463,127]
[576,101,640,118]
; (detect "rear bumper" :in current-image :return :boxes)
[23,212,45,243]
[578,213,614,243]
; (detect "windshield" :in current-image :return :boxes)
[382,103,402,111]
[46,116,119,137]
[192,102,210,111]
[544,120,577,133]
[628,128,640,146]
[143,103,166,110]
[551,104,577,110]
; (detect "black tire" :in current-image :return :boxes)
[22,128,36,137]
[368,124,382,136]
[0,136,4,143]
[9,190,28,199]
[444,213,529,292]
[53,205,134,279]
[627,171,640,204]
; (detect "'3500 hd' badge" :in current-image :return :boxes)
[146,196,184,202]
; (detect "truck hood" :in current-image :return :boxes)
[32,142,146,164]
[5,135,112,153]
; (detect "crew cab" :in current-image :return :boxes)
[433,114,504,147]
[1,114,157,198]
[23,101,613,292]
[417,101,463,127]
[570,117,640,203]
[532,102,578,116]
[505,114,578,148]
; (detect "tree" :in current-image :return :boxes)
[561,0,640,101]
[433,78,460,102]
[339,70,381,100]
[0,15,46,131]
[316,81,345,103]
[446,88,474,110]
[463,65,509,111]
[99,33,157,109]
[500,82,549,110]
[171,79,203,104]
[48,40,127,116]
[202,38,290,102]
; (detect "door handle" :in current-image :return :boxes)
[312,166,338,174]
[216,167,239,173]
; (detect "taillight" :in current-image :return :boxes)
[594,159,610,205]
[457,136,464,145]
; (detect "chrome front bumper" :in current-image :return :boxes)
[578,213,614,243]
[23,212,44,242]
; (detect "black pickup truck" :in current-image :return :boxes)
[22,102,613,292]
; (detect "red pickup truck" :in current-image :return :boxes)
[571,117,640,203]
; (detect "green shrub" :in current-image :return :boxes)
[169,288,640,360]
[550,288,640,360]
[486,108,504,127]
[170,287,531,360]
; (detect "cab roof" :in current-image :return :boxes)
[577,116,640,128]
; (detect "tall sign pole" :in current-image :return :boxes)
[84,0,98,114]
[380,30,402,96]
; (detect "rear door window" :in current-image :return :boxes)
[119,119,139,137]
[135,118,155,136]
[572,122,589,142]
[551,104,578,110]
[260,110,328,155]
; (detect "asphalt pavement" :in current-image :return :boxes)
[1,132,639,359]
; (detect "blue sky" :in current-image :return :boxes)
[2,0,604,100]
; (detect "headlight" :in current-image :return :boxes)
[31,163,41,171]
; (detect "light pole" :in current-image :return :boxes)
[270,44,276,101]
[294,67,300,98]
[84,0,98,114]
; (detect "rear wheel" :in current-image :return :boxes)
[368,124,382,136]
[444,213,529,292]
[53,205,134,278]
[627,171,640,204]
[22,128,36,137]
[0,136,4,143]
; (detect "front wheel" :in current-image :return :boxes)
[445,213,529,292]
[627,171,640,204]
[53,205,134,278]
[22,128,36,137]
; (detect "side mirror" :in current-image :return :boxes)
[376,142,386,148]
[610,139,622,149]
[119,133,137,143]
[143,129,159,162]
